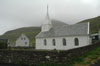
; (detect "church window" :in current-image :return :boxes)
[44,39,47,46]
[21,38,23,40]
[63,38,66,46]
[52,39,56,46]
[24,38,26,40]
[25,42,27,45]
[75,38,79,46]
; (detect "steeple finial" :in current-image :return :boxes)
[46,4,49,19]
[47,4,48,13]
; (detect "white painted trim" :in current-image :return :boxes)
[88,22,90,34]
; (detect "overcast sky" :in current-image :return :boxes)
[0,0,100,35]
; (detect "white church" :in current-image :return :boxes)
[35,6,92,50]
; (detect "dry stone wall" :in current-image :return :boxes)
[0,42,100,65]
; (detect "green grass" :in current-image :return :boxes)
[72,45,100,66]
[38,63,72,66]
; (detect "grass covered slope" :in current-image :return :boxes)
[0,27,41,47]
[73,44,100,66]
[79,16,100,34]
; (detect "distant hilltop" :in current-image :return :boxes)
[79,16,100,34]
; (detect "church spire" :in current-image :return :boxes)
[46,4,50,20]
[41,4,52,32]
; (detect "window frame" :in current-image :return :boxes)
[75,38,79,46]
[25,42,27,45]
[24,38,26,40]
[44,39,47,46]
[63,38,66,46]
[52,39,56,46]
[21,37,23,40]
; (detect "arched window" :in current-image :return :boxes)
[44,39,47,46]
[75,38,79,46]
[24,38,26,40]
[52,39,56,46]
[63,38,66,46]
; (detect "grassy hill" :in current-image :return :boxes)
[0,27,41,47]
[79,16,100,34]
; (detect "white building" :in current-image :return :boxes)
[35,6,92,50]
[16,33,29,47]
[91,33,99,40]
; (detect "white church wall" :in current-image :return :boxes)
[36,35,91,50]
[16,34,29,47]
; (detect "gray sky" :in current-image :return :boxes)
[0,0,100,35]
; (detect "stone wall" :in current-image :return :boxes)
[0,42,100,65]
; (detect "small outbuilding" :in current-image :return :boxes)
[91,33,99,40]
[15,33,29,47]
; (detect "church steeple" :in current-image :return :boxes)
[41,5,52,32]
[46,5,49,19]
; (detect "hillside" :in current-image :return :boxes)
[79,16,100,34]
[0,27,41,47]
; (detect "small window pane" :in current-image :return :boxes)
[25,42,27,45]
[24,38,26,40]
[21,38,23,40]
[75,38,79,46]
[44,39,47,46]
[63,38,66,46]
[53,39,56,46]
